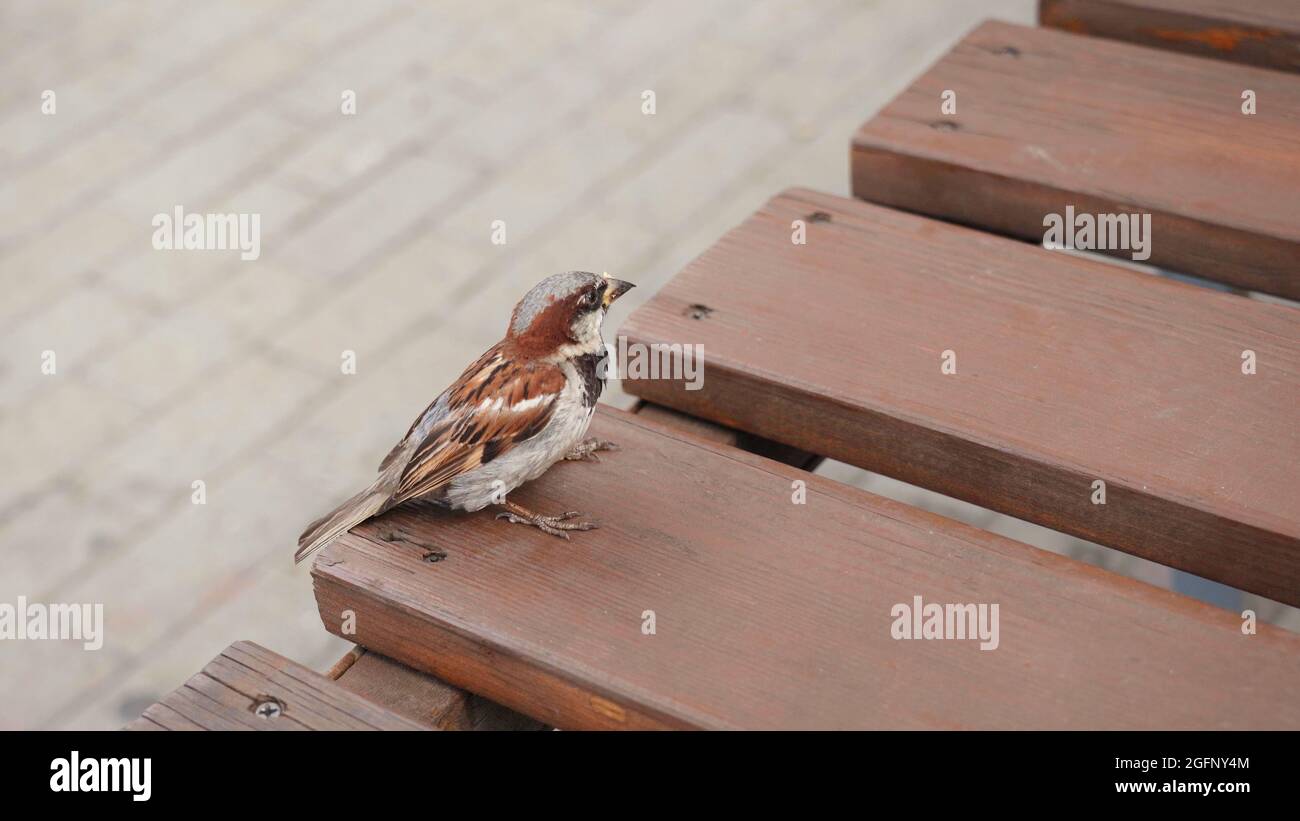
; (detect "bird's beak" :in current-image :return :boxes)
[603,278,635,307]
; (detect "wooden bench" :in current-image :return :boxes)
[1040,0,1300,73]
[139,8,1300,731]
[125,641,543,731]
[851,20,1300,299]
[125,642,427,730]
[621,188,1300,607]
[311,406,1300,729]
[300,12,1299,729]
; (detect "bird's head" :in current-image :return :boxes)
[507,271,635,360]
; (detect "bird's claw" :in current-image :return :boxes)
[564,438,620,462]
[496,509,598,539]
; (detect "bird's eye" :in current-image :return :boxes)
[581,290,598,307]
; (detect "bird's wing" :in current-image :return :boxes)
[387,344,567,505]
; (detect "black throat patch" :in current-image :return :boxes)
[572,353,605,408]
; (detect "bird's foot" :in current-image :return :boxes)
[564,438,619,462]
[495,502,597,540]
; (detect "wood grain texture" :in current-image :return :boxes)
[329,646,545,730]
[329,647,473,729]
[619,188,1300,606]
[312,406,1300,730]
[124,642,426,730]
[851,20,1300,299]
[1041,0,1300,73]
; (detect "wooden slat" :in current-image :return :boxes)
[1041,0,1300,73]
[327,646,472,729]
[312,406,1300,729]
[851,20,1300,299]
[619,188,1300,606]
[123,641,426,731]
[328,646,545,730]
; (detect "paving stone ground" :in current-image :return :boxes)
[2,0,1292,730]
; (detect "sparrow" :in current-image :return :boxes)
[294,271,635,564]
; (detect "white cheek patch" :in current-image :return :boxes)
[570,309,604,343]
[546,309,608,362]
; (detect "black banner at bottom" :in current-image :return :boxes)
[4,730,1288,808]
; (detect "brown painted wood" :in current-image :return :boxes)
[123,641,426,730]
[619,188,1300,607]
[328,646,545,730]
[1041,0,1300,73]
[851,20,1300,299]
[329,647,473,729]
[311,406,1300,729]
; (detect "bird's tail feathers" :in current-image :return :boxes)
[294,481,391,565]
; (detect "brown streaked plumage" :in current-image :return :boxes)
[295,271,635,563]
[390,344,567,502]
